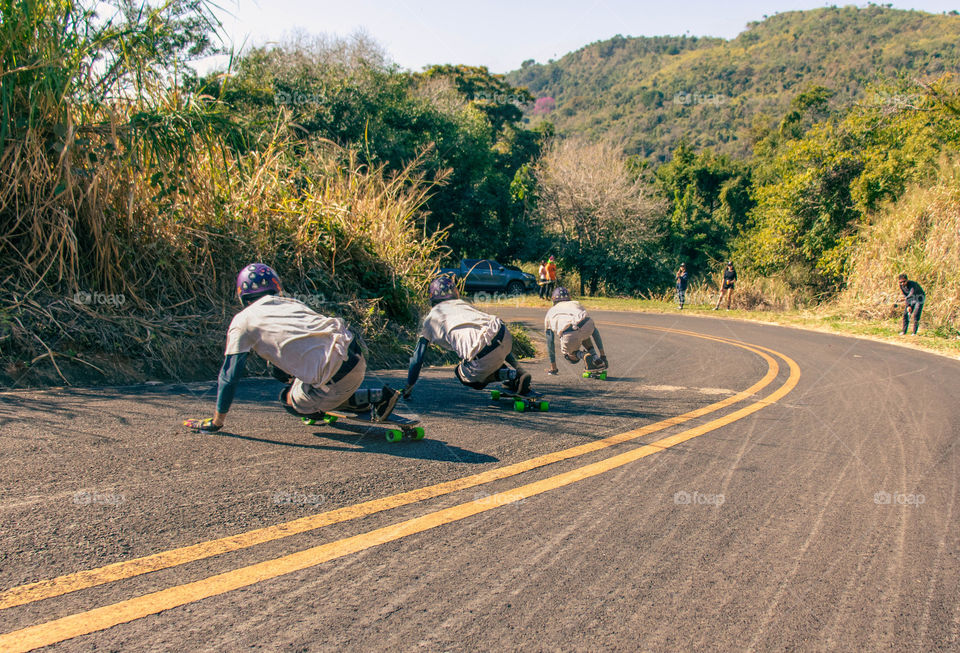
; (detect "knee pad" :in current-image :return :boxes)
[455,364,488,390]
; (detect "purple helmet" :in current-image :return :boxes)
[551,286,571,303]
[429,275,459,304]
[236,263,281,302]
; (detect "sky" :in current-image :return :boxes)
[205,0,960,74]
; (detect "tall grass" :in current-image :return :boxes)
[837,158,960,334]
[0,1,448,386]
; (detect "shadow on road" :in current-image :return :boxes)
[210,429,499,464]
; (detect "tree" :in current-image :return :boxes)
[533,138,662,295]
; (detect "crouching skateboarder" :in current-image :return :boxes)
[184,263,399,432]
[403,276,533,400]
[545,287,608,375]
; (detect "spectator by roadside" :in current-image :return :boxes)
[714,261,737,310]
[675,263,689,310]
[897,273,925,335]
[544,256,558,299]
[538,261,548,299]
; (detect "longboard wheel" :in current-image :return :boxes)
[385,429,403,443]
[491,390,501,401]
[302,417,316,425]
[323,414,338,424]
[539,401,549,412]
[412,426,425,440]
[582,371,590,378]
[599,372,607,380]
[514,400,525,412]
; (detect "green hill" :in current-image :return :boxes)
[507,5,960,162]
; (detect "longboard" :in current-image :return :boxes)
[301,407,424,443]
[490,388,549,412]
[582,369,608,380]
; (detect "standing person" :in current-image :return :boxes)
[545,287,607,375]
[675,262,689,310]
[714,261,737,310]
[545,256,558,298]
[183,263,399,432]
[898,273,925,335]
[403,276,533,399]
[538,261,548,299]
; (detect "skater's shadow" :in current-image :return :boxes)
[210,429,498,464]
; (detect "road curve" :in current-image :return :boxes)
[0,309,957,651]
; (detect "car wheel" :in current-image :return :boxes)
[506,281,525,296]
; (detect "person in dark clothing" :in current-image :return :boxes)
[675,263,689,309]
[714,261,737,310]
[898,273,925,335]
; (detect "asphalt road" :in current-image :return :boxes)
[0,308,957,651]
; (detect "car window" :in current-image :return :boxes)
[463,259,481,269]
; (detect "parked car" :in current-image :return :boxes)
[438,259,537,295]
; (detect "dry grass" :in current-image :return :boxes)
[837,158,960,336]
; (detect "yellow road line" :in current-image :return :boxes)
[0,341,800,653]
[0,326,776,611]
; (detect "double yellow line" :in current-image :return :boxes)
[0,325,800,652]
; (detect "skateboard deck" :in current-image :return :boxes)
[301,407,424,442]
[489,387,549,412]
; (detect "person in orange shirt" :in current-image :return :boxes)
[544,256,558,299]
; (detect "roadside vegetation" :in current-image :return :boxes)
[2,1,958,386]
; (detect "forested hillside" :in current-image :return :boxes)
[508,5,960,161]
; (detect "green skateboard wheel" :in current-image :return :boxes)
[514,400,525,412]
[582,371,590,378]
[302,417,316,425]
[491,389,501,401]
[412,426,425,440]
[599,372,607,380]
[385,429,403,443]
[539,401,549,412]
[323,414,338,424]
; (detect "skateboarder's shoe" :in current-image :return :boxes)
[585,355,606,371]
[372,385,400,422]
[516,371,532,395]
[503,371,532,395]
[899,330,907,336]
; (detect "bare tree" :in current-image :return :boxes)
[534,137,661,295]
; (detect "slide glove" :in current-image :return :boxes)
[183,417,221,433]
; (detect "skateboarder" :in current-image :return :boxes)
[714,261,737,310]
[676,262,689,310]
[545,287,608,375]
[898,273,925,335]
[403,276,532,399]
[184,263,399,432]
